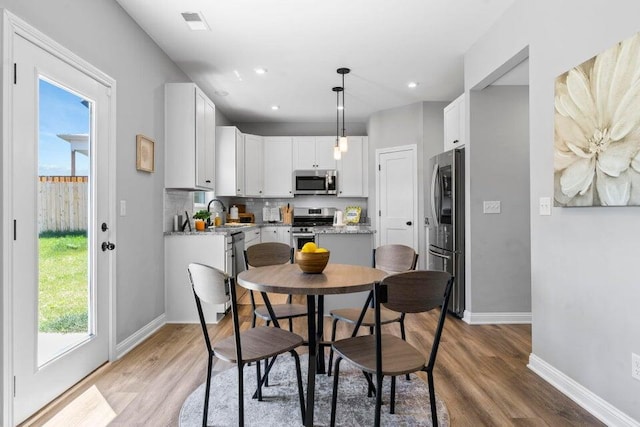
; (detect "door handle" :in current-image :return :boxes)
[101,222,109,232]
[101,241,116,251]
[406,221,412,226]
[428,249,450,260]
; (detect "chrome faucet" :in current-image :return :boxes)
[206,199,227,225]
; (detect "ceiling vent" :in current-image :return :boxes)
[181,12,210,31]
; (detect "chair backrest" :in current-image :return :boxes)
[374,270,454,371]
[373,244,418,274]
[378,270,452,314]
[188,263,243,361]
[244,242,293,268]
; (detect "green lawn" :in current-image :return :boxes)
[38,232,88,333]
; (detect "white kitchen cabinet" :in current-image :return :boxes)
[244,134,263,196]
[337,136,368,197]
[444,94,465,151]
[165,83,216,190]
[215,126,244,196]
[244,228,261,250]
[261,226,291,245]
[165,234,230,323]
[263,137,293,197]
[292,136,336,170]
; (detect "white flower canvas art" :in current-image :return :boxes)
[554,32,640,206]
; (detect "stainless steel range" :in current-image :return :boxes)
[291,207,336,250]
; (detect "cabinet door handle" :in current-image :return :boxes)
[406,221,413,226]
[453,140,459,144]
[205,180,211,183]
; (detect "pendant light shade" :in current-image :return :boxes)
[332,86,343,160]
[337,67,350,152]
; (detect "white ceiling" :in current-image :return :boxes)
[116,0,514,123]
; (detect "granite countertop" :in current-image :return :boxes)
[314,225,375,234]
[164,223,282,236]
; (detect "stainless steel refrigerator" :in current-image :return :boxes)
[426,148,465,317]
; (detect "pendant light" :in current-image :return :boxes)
[332,86,343,160]
[337,67,350,152]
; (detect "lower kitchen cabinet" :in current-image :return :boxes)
[165,234,231,323]
[244,228,261,250]
[316,232,373,314]
[261,225,291,244]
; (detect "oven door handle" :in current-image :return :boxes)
[293,233,316,238]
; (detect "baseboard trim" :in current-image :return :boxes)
[462,310,531,325]
[115,313,166,359]
[528,354,640,427]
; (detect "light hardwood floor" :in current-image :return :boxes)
[22,302,604,426]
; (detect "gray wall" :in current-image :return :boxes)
[468,86,530,313]
[236,121,367,136]
[366,102,446,268]
[0,0,188,360]
[466,0,640,420]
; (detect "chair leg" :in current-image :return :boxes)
[251,311,257,328]
[264,358,269,387]
[399,317,410,381]
[427,369,438,427]
[327,317,338,376]
[363,372,376,397]
[202,354,213,427]
[238,364,245,427]
[290,350,306,423]
[256,360,262,401]
[289,317,293,332]
[375,374,384,427]
[390,376,396,414]
[330,357,343,427]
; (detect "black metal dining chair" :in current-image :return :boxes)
[188,262,306,427]
[330,270,454,427]
[327,244,418,377]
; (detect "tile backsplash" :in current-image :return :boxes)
[164,190,194,232]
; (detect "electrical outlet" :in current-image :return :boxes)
[539,197,551,216]
[632,353,640,381]
[483,200,501,214]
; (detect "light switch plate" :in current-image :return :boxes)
[483,200,501,214]
[539,197,551,216]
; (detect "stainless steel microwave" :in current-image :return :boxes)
[293,170,337,195]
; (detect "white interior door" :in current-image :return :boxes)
[376,145,418,249]
[11,33,112,423]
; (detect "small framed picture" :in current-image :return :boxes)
[136,134,155,172]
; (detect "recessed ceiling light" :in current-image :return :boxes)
[271,105,280,110]
[181,12,210,31]
[254,68,268,75]
[407,81,419,88]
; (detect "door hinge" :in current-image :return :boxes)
[13,376,16,397]
[378,164,381,171]
[13,63,17,84]
[378,210,381,216]
[14,219,16,240]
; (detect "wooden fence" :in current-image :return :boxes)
[38,176,88,233]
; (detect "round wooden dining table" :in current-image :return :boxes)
[237,263,387,427]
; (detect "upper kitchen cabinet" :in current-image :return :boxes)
[263,137,293,197]
[165,83,215,190]
[292,136,336,170]
[337,136,368,197]
[244,133,263,196]
[215,126,244,196]
[444,94,465,152]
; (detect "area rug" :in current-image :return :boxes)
[179,354,449,426]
